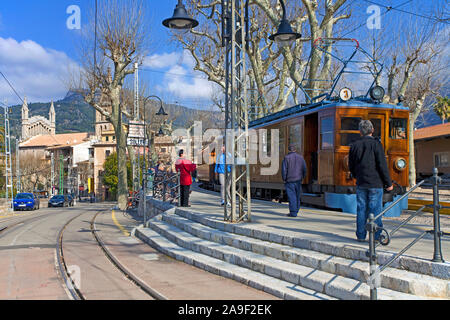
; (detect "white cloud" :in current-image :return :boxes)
[144,50,217,101]
[0,37,76,105]
[164,65,216,100]
[143,52,180,69]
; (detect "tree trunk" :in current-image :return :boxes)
[408,99,424,187]
[116,120,128,210]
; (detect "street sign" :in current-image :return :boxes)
[127,137,149,146]
[128,120,146,139]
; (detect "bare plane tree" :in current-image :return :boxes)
[362,11,448,186]
[178,0,350,112]
[71,0,151,209]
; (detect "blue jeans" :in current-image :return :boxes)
[285,181,302,216]
[356,187,384,240]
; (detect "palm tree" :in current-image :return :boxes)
[433,96,450,124]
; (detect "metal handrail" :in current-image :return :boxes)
[374,179,425,222]
[152,171,181,206]
[366,168,447,300]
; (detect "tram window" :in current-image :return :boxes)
[341,117,361,130]
[370,118,382,140]
[434,152,450,167]
[389,119,407,139]
[321,117,334,149]
[262,130,271,156]
[341,133,361,146]
[279,127,285,154]
[289,124,302,152]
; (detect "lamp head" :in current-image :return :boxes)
[269,19,301,48]
[162,1,198,31]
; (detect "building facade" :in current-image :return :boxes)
[414,122,450,178]
[21,97,56,140]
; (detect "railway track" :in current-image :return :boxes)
[0,211,54,237]
[56,208,167,300]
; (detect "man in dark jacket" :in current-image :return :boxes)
[282,145,307,217]
[349,120,393,242]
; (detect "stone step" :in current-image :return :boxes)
[145,215,423,300]
[174,208,450,281]
[161,211,449,299]
[133,226,334,300]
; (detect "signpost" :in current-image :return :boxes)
[126,137,149,147]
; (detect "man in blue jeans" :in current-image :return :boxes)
[282,144,307,217]
[349,120,393,242]
[215,145,231,206]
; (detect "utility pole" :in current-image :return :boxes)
[51,152,55,196]
[15,137,21,193]
[4,101,14,211]
[68,156,72,195]
[59,154,63,195]
[222,0,251,223]
[133,62,139,192]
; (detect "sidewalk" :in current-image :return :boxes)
[187,185,450,263]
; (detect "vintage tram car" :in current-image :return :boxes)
[197,40,410,217]
[198,91,409,217]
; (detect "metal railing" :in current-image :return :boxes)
[152,171,181,206]
[366,168,450,300]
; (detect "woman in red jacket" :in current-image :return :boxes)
[175,149,197,207]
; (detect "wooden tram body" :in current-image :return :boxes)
[198,39,410,216]
[198,99,410,217]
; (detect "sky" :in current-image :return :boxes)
[0,0,447,110]
[0,0,217,109]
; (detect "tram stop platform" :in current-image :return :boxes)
[135,184,450,300]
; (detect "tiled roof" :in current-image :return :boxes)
[20,132,90,148]
[414,122,450,141]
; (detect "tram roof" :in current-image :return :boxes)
[249,98,409,129]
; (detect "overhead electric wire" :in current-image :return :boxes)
[361,0,449,25]
[140,67,211,80]
[0,70,25,105]
[339,0,413,37]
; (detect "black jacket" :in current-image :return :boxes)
[349,136,392,189]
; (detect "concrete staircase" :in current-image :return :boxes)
[134,205,450,300]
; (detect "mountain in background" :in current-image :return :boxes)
[8,91,224,139]
[7,90,446,139]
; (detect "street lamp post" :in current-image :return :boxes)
[163,0,299,223]
[269,0,301,47]
[141,95,168,226]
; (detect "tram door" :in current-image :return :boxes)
[368,114,385,148]
[304,113,318,184]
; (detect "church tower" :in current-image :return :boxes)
[21,96,29,140]
[49,100,56,135]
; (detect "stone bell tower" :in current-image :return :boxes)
[49,101,56,135]
[21,96,29,140]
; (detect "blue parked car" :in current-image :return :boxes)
[13,193,40,211]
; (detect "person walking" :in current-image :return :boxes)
[175,149,197,207]
[282,144,307,217]
[349,120,393,243]
[215,145,231,206]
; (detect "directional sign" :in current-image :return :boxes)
[128,121,146,139]
[127,137,149,146]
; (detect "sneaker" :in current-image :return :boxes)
[220,201,225,206]
[287,214,297,217]
[356,238,366,243]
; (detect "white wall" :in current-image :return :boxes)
[72,141,92,165]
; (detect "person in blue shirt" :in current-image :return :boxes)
[215,145,231,206]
